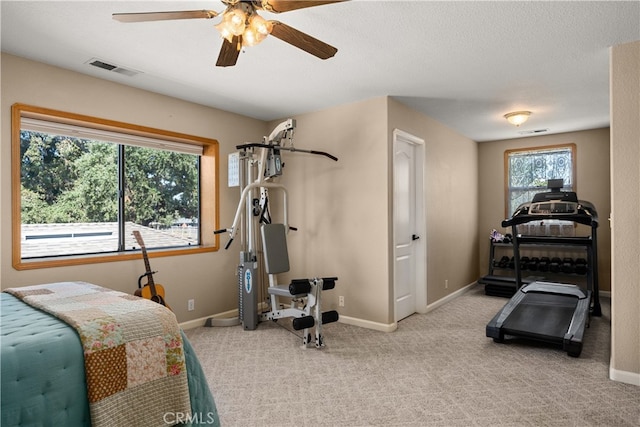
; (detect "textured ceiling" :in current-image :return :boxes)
[2,1,639,141]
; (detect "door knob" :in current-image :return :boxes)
[412,234,420,241]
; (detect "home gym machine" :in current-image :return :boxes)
[486,180,601,357]
[210,119,340,348]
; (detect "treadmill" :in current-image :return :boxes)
[486,180,601,357]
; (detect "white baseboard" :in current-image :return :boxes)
[610,366,640,386]
[338,315,396,332]
[182,281,473,333]
[337,282,478,332]
[182,309,398,332]
[179,308,239,330]
[424,281,477,313]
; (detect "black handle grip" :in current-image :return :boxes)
[214,228,228,234]
[289,226,298,231]
[309,150,338,161]
[412,234,420,241]
[224,238,234,250]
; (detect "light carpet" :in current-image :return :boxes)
[185,285,640,426]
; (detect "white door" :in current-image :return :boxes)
[393,130,426,322]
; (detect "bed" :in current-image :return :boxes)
[1,282,219,427]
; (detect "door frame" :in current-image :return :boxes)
[392,129,427,320]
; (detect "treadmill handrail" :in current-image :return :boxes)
[521,281,589,299]
[502,201,598,228]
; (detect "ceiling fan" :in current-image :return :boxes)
[113,0,346,67]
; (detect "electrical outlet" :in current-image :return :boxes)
[445,279,449,289]
[188,299,195,311]
[339,296,345,307]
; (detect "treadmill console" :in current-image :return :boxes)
[528,200,579,215]
[531,191,578,203]
[528,179,579,215]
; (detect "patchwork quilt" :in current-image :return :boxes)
[4,281,192,427]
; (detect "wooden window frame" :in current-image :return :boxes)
[12,103,219,270]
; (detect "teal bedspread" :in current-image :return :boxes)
[1,292,219,426]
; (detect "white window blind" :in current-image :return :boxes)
[21,117,203,156]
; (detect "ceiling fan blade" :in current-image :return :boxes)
[112,10,218,23]
[259,0,345,13]
[216,36,241,67]
[269,21,337,60]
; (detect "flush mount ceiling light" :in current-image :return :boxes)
[504,111,531,127]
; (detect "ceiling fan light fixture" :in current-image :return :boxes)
[223,7,247,36]
[249,14,272,36]
[112,0,343,67]
[215,21,235,43]
[216,4,273,48]
[242,14,272,46]
[504,111,531,127]
[242,27,261,46]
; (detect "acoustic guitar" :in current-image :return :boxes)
[132,230,171,310]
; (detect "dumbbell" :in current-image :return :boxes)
[520,256,530,271]
[538,257,551,272]
[550,257,562,273]
[528,257,540,271]
[562,257,575,274]
[497,256,510,268]
[575,258,588,275]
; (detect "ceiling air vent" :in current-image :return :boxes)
[518,129,549,135]
[86,58,141,77]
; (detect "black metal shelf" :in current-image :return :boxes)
[480,239,592,298]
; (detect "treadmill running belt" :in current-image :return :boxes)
[502,293,578,341]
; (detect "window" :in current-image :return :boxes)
[12,103,219,269]
[505,144,576,217]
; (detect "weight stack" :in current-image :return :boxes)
[239,251,258,330]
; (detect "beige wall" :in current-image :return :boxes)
[388,99,479,304]
[478,128,612,292]
[268,98,392,325]
[268,97,479,327]
[1,53,268,323]
[609,41,639,384]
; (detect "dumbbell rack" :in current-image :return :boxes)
[482,240,592,298]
